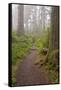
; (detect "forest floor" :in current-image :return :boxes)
[16,47,49,86]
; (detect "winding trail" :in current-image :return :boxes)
[16,48,49,86]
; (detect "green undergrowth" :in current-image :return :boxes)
[36,48,59,84]
[33,27,59,84]
[12,31,33,86]
[35,29,49,51]
[46,49,59,84]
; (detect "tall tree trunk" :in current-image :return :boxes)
[41,6,46,31]
[49,6,59,69]
[50,6,59,51]
[17,5,24,36]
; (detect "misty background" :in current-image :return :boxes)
[12,4,51,36]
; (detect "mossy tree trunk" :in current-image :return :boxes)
[49,6,59,68]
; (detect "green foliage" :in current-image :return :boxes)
[35,29,49,50]
[12,77,16,86]
[12,32,32,65]
[48,49,59,60]
[42,49,59,84]
[47,69,59,84]
[12,31,33,86]
[48,49,59,71]
[35,38,43,49]
[41,30,49,48]
[12,27,59,85]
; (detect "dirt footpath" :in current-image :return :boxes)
[16,49,49,86]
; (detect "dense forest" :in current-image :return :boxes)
[11,4,59,86]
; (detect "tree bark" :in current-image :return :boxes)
[50,6,59,50]
[17,5,24,36]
